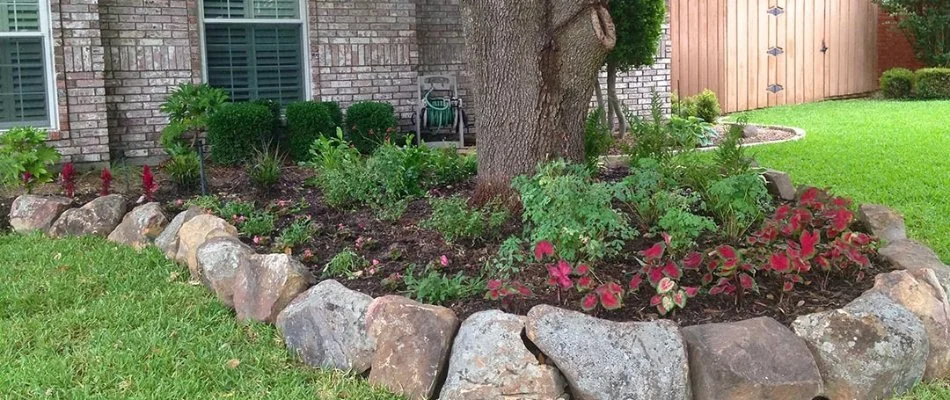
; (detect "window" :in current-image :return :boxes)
[0,0,54,130]
[202,0,305,106]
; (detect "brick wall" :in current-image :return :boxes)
[877,10,924,76]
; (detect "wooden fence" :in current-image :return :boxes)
[671,0,879,113]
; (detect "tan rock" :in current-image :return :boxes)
[155,207,204,259]
[107,202,168,249]
[49,195,128,238]
[174,214,238,278]
[880,239,950,292]
[232,253,312,323]
[857,204,907,243]
[763,170,795,201]
[196,236,255,308]
[8,195,73,234]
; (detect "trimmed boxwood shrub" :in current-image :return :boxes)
[321,101,344,128]
[915,68,950,99]
[344,101,398,154]
[693,89,722,123]
[880,68,915,99]
[207,102,275,165]
[286,101,336,161]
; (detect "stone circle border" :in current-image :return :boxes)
[7,169,950,400]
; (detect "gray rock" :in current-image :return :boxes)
[174,213,238,279]
[107,202,168,249]
[154,207,203,259]
[682,317,823,400]
[276,280,375,373]
[9,195,73,234]
[232,253,312,324]
[525,305,691,400]
[857,204,907,243]
[870,270,950,380]
[763,170,796,201]
[196,236,255,308]
[880,239,950,291]
[792,291,929,400]
[367,295,459,400]
[49,195,128,238]
[440,310,568,400]
[742,124,760,138]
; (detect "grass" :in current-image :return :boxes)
[0,234,401,399]
[734,99,950,263]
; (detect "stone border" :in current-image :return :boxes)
[8,173,950,400]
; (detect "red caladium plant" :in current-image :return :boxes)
[707,245,758,305]
[100,168,112,196]
[649,277,698,315]
[142,165,158,202]
[581,281,624,312]
[59,163,76,198]
[485,279,533,308]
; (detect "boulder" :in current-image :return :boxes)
[870,270,950,380]
[49,195,128,238]
[440,310,568,400]
[682,317,823,400]
[196,236,255,308]
[792,291,929,400]
[275,280,375,373]
[880,239,950,291]
[525,305,691,400]
[174,213,238,278]
[763,170,796,201]
[8,195,73,234]
[366,296,459,400]
[742,124,760,138]
[107,202,168,249]
[232,253,312,323]
[857,204,907,243]
[154,207,203,259]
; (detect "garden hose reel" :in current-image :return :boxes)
[416,75,468,148]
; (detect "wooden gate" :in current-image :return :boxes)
[671,0,879,113]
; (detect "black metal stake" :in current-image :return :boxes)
[197,139,208,196]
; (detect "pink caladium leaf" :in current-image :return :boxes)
[657,303,669,315]
[775,204,792,220]
[672,291,687,308]
[684,286,699,298]
[770,252,791,273]
[647,267,665,286]
[546,260,573,289]
[800,187,820,206]
[830,208,853,233]
[661,232,672,246]
[738,273,756,291]
[783,281,795,292]
[629,274,644,291]
[577,276,594,291]
[701,273,714,286]
[650,295,662,307]
[581,293,599,311]
[715,245,738,261]
[662,261,682,280]
[640,242,666,261]
[574,264,590,276]
[598,286,622,310]
[682,252,703,270]
[661,295,675,313]
[487,280,503,291]
[534,240,554,261]
[657,277,676,294]
[800,229,820,259]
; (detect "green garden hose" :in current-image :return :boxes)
[423,89,455,129]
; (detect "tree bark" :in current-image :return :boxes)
[593,81,608,126]
[462,0,616,202]
[606,60,627,137]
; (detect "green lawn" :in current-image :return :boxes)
[734,99,950,263]
[0,234,400,399]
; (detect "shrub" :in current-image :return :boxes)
[344,101,398,154]
[513,160,635,263]
[584,107,613,169]
[159,122,193,156]
[323,247,368,278]
[247,146,284,189]
[164,152,201,189]
[321,101,344,128]
[626,92,698,162]
[654,191,717,255]
[693,89,722,123]
[403,263,483,305]
[616,157,670,227]
[159,83,229,152]
[880,68,915,99]
[286,101,336,161]
[421,196,509,243]
[0,126,61,192]
[671,92,695,119]
[873,0,950,67]
[915,68,950,99]
[715,119,755,177]
[207,102,275,165]
[704,172,771,241]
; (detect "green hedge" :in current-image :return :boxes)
[915,68,950,99]
[207,102,275,165]
[344,101,398,154]
[321,101,344,128]
[286,101,336,161]
[880,68,915,99]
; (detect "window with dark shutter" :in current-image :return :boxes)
[0,0,53,130]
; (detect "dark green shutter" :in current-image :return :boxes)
[0,37,49,129]
[1,0,40,32]
[205,24,302,106]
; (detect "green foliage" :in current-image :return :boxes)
[323,248,368,278]
[693,89,722,123]
[606,0,667,71]
[880,67,916,99]
[0,126,61,191]
[159,83,229,155]
[627,92,706,162]
[159,122,193,156]
[344,101,398,154]
[286,101,336,161]
[513,160,635,263]
[421,196,508,243]
[248,146,284,189]
[403,264,483,305]
[164,152,201,189]
[240,211,277,238]
[308,129,375,208]
[716,120,755,177]
[616,157,669,226]
[207,102,276,165]
[584,107,614,170]
[276,217,318,249]
[668,115,718,147]
[217,200,256,221]
[874,0,950,67]
[671,93,696,119]
[915,68,950,99]
[185,195,220,211]
[654,191,717,255]
[704,172,771,241]
[321,101,344,128]
[484,236,527,279]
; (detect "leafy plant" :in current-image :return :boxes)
[915,68,950,99]
[629,237,701,315]
[484,236,528,279]
[874,0,950,67]
[240,211,276,238]
[535,240,627,312]
[615,157,669,227]
[692,89,722,123]
[421,196,508,243]
[513,160,635,263]
[159,83,229,151]
[207,102,276,165]
[321,101,344,128]
[276,217,318,250]
[671,92,696,119]
[704,172,771,241]
[484,279,533,307]
[880,67,916,99]
[403,263,483,305]
[323,247,368,278]
[142,165,158,202]
[0,127,61,192]
[100,168,112,196]
[715,120,755,177]
[286,101,336,161]
[584,107,613,170]
[627,92,675,162]
[654,191,717,255]
[217,200,256,222]
[308,129,375,208]
[59,163,76,198]
[164,152,201,189]
[248,145,284,189]
[344,101,398,154]
[668,115,717,148]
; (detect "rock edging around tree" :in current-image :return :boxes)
[7,173,949,400]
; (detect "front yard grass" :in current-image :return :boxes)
[0,234,401,399]
[734,99,950,263]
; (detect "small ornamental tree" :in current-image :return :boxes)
[874,0,950,67]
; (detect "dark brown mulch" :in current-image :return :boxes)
[1,164,889,328]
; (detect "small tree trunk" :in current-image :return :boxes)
[593,81,608,126]
[606,61,627,137]
[462,0,616,203]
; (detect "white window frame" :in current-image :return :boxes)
[0,0,58,131]
[197,0,312,102]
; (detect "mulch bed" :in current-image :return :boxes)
[1,163,887,327]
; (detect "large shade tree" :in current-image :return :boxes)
[461,0,616,201]
[875,0,950,67]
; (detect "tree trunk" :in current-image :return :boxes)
[462,0,616,202]
[593,81,608,126]
[606,61,627,137]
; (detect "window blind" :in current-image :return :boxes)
[205,24,302,106]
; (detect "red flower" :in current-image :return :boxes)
[534,241,554,261]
